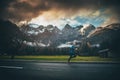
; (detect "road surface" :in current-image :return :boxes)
[0,60,120,80]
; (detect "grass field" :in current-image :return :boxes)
[0,55,120,62]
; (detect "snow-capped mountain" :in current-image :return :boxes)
[21,24,61,46]
[80,24,95,36]
[1,19,120,56]
[87,23,120,44]
[87,23,120,54]
[61,24,82,41]
[20,23,96,47]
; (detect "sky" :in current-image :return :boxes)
[0,0,120,29]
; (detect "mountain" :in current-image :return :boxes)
[0,19,27,54]
[62,24,75,40]
[21,24,62,46]
[80,24,95,36]
[62,24,82,41]
[87,23,120,55]
[20,23,96,47]
[74,25,83,30]
[1,19,120,56]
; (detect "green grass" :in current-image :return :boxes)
[0,55,120,62]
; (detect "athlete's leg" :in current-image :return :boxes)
[68,55,72,63]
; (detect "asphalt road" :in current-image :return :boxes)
[0,60,120,80]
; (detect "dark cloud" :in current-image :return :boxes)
[0,0,51,21]
[0,0,13,10]
[0,0,120,22]
[54,0,100,8]
[100,0,120,15]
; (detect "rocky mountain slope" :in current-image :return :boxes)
[87,23,120,54]
[20,23,96,47]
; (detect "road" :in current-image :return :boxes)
[0,60,120,80]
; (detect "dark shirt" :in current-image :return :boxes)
[69,46,75,55]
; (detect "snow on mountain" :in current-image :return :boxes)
[57,44,72,48]
[61,24,82,41]
[20,23,95,47]
[74,25,83,30]
[80,24,95,36]
[28,23,39,28]
[21,24,62,35]
[27,30,39,35]
[23,41,48,47]
[57,40,81,48]
[87,23,120,43]
[87,23,120,53]
[46,25,54,31]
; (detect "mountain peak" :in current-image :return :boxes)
[75,25,83,30]
[84,24,95,28]
[64,24,72,29]
[80,24,95,36]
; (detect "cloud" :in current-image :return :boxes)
[0,0,120,26]
[28,15,81,29]
[101,16,120,27]
[0,0,51,21]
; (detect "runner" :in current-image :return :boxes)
[68,45,77,63]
